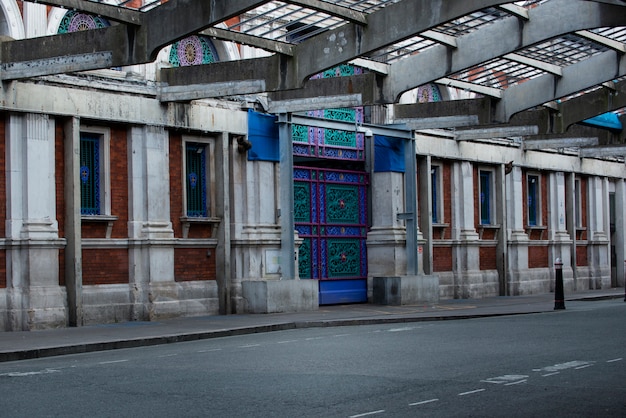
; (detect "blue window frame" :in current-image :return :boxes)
[527,174,540,226]
[80,134,101,215]
[479,170,492,225]
[186,143,207,217]
[431,166,440,223]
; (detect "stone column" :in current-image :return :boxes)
[548,172,573,291]
[450,161,480,298]
[506,165,529,295]
[587,176,611,289]
[127,126,175,320]
[367,171,408,277]
[5,114,66,330]
[614,179,626,288]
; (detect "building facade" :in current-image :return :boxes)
[0,0,624,331]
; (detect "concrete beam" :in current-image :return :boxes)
[394,98,494,125]
[454,125,539,141]
[25,0,143,24]
[436,78,503,98]
[523,137,599,150]
[201,27,295,56]
[579,145,626,158]
[1,0,269,78]
[162,0,516,93]
[386,0,626,100]
[285,0,367,24]
[268,94,362,113]
[494,49,626,122]
[158,80,267,102]
[395,115,480,130]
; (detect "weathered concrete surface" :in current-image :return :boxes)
[373,275,439,305]
[242,279,319,314]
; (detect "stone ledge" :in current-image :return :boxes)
[373,275,439,305]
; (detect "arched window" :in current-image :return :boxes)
[416,83,442,103]
[169,35,219,67]
[58,10,110,33]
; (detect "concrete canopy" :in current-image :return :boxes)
[3,0,625,144]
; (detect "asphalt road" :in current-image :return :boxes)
[0,299,624,417]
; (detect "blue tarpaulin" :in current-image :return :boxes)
[580,112,623,131]
[247,110,279,162]
[374,135,405,173]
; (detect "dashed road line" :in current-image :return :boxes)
[458,389,485,396]
[349,409,385,417]
[409,398,439,406]
[607,358,622,363]
[98,360,129,365]
[542,372,560,377]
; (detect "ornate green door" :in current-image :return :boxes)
[295,167,368,304]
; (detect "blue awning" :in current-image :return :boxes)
[580,112,623,131]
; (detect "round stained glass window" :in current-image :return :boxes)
[417,83,442,103]
[58,11,110,33]
[169,35,218,67]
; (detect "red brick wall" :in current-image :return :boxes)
[528,245,549,268]
[576,245,588,266]
[82,248,129,285]
[170,133,184,238]
[433,246,453,272]
[175,248,216,281]
[480,246,497,270]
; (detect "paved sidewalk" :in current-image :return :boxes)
[0,289,623,363]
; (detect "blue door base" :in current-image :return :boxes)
[319,279,367,305]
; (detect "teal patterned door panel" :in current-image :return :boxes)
[294,167,368,304]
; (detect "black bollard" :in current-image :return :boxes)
[554,258,565,310]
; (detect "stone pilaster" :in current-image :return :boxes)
[127,126,176,320]
[5,114,66,330]
[587,176,611,289]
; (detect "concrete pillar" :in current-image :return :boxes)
[614,179,626,288]
[215,132,232,314]
[505,165,529,295]
[587,176,611,289]
[127,126,175,320]
[450,161,480,298]
[418,156,433,275]
[548,172,573,291]
[367,171,407,277]
[5,114,66,330]
[64,117,83,326]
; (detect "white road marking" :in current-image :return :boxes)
[197,348,222,353]
[575,364,592,370]
[481,375,529,384]
[277,340,299,344]
[157,354,178,358]
[0,369,60,377]
[607,358,623,363]
[305,336,324,341]
[388,327,414,332]
[542,372,560,377]
[505,379,527,386]
[238,344,260,348]
[409,398,439,406]
[533,361,594,373]
[349,410,385,417]
[458,389,486,396]
[98,360,129,365]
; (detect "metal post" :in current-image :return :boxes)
[278,113,295,279]
[554,258,565,310]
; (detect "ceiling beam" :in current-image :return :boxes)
[268,94,362,113]
[575,30,626,53]
[395,115,480,130]
[454,125,539,141]
[283,0,367,25]
[0,0,271,79]
[579,145,626,158]
[523,137,599,150]
[201,27,295,56]
[158,80,267,102]
[493,49,626,122]
[24,0,143,25]
[503,53,562,76]
[386,0,626,100]
[436,78,503,98]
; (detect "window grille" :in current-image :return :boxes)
[80,134,101,215]
[186,144,207,217]
[479,171,492,225]
[528,175,539,226]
